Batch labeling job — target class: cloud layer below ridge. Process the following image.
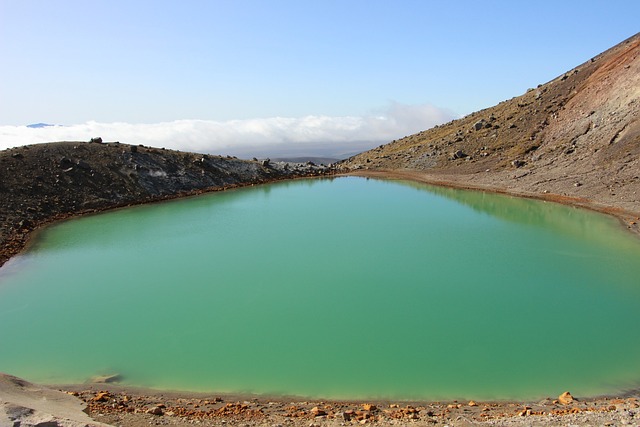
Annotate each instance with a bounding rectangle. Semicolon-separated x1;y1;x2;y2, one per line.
0;103;455;158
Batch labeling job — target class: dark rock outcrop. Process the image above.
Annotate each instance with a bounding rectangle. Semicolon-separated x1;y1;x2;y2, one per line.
0;141;334;266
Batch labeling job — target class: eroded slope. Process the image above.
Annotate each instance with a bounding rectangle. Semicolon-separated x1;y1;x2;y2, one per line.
341;33;640;221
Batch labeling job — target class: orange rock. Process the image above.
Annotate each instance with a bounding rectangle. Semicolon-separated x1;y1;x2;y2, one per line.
146;405;164;416
91;391;110;402
362;403;377;411
518;406;532;416
311;406;327;417
468;400;478;407
558;391;575;405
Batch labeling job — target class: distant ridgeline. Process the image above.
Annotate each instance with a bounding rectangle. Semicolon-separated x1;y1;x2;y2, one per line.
26;123;55;128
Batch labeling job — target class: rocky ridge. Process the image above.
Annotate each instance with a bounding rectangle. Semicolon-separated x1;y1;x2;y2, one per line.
0;140;334;266
341;32;640;231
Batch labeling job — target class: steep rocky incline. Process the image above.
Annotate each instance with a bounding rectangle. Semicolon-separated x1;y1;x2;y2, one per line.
341;33;640;228
0;140;333;266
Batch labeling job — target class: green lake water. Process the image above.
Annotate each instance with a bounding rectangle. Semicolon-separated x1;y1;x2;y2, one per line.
1;176;640;400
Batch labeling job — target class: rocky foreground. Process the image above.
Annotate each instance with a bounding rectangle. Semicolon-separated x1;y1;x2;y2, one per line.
1;373;639;427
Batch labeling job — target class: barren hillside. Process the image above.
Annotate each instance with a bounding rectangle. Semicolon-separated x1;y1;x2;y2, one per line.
341;33;640;228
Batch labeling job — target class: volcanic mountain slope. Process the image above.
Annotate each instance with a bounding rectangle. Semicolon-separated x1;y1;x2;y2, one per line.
0;141;331;266
341;33;640;222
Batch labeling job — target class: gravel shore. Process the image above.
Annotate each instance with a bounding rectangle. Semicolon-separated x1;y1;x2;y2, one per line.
2;374;638;427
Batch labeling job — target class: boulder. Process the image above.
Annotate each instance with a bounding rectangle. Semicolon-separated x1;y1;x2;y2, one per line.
558;391;575;405
147;405;164;415
76;160;91;170
91;392;111;402
452;150;468;159
59;157;73;168
342;410;354;421
310;406;327;417
473;119;486;131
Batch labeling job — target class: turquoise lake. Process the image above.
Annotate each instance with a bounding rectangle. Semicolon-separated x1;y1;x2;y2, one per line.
1;176;640;400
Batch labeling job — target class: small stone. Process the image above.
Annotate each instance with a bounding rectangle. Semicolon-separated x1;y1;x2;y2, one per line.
147;405;164;415
518;406;532;417
91;391;111;402
452;150;467;159
468;400;478;407
310;406;327;417
558;391;575;405
473;120;486;131
362;403;376;411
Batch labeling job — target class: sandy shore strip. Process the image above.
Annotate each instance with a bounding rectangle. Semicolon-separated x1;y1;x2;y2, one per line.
3;371;638;426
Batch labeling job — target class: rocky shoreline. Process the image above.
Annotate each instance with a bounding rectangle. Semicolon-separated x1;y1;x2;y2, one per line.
73;387;640;427
1;141;639;426
1;373;638;427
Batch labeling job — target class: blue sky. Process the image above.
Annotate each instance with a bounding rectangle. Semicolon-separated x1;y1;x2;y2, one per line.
0;1;638;155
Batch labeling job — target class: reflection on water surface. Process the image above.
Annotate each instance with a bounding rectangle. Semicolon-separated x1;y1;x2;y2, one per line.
1;177;639;400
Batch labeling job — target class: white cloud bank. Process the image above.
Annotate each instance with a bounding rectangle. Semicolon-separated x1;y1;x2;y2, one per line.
0;103;455;158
